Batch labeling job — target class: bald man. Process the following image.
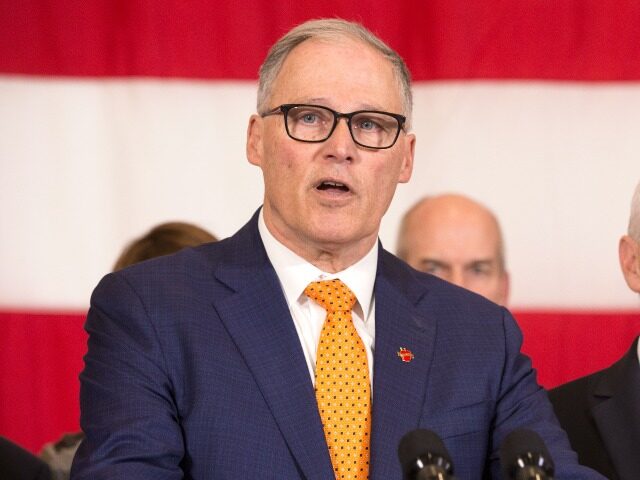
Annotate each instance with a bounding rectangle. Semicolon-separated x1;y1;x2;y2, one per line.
397;194;509;305
548;181;640;480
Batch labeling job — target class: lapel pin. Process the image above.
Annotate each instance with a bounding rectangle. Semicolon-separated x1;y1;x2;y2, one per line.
397;347;414;363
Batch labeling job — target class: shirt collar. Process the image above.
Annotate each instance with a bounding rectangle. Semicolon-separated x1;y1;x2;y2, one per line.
258;209;377;319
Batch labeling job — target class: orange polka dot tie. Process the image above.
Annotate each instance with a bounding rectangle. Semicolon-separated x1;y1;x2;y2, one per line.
305;279;371;480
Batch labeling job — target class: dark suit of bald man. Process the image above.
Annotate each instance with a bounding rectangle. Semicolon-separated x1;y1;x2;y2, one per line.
549;336;640;480
0;437;51;480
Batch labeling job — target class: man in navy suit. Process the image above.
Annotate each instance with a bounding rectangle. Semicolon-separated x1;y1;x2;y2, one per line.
72;19;603;479
549;181;640;480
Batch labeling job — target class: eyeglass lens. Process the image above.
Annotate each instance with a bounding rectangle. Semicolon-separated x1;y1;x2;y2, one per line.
285;105;400;148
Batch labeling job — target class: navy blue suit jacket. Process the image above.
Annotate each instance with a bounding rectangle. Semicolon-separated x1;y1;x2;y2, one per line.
72;211;603;479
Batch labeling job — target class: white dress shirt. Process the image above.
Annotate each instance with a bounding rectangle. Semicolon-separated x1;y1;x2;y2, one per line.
258;210;377;385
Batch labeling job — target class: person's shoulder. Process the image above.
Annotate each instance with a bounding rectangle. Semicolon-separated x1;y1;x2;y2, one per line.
548;356;625;415
117;213;262;281
0;437;52;480
550;337;637;400
115;234;235;280
548;370;594;402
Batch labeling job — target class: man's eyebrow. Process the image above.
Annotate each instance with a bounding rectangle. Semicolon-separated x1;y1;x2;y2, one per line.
297;99;387;112
303;97;330;104
419;258;449;268
357;103;387;111
465;259;496;268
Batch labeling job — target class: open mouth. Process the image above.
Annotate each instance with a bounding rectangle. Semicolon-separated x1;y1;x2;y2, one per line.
316;181;350;192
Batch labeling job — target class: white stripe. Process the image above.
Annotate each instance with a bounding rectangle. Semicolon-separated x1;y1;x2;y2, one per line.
1;77;640;308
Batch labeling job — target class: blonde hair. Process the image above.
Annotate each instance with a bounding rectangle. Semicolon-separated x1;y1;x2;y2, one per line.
113;222;217;271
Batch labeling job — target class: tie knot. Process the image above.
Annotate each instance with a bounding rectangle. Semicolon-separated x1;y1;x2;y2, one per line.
304;279;356;313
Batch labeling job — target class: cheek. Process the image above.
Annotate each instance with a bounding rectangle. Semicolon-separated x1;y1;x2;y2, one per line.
263;145;297;182
263;127;295;164
368;164;402;203
471;275;501;291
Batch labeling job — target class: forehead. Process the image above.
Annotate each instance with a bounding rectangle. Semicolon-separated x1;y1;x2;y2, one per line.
410;207;501;261
268;36;403;111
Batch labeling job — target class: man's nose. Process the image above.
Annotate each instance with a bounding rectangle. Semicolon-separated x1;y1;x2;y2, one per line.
449;269;465;289
322;118;356;160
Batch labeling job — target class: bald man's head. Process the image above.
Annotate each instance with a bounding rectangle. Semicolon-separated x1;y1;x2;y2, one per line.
619;181;640;294
397;194;509;305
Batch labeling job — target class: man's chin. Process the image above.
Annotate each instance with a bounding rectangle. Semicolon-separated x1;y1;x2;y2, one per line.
305;225;376;251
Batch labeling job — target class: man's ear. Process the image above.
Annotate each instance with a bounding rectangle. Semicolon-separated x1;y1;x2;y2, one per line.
498;271;510;306
246;114;263;167
619;235;640;293
397;133;415;184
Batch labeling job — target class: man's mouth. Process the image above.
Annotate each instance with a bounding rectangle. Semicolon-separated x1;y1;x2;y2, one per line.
316;181;350;193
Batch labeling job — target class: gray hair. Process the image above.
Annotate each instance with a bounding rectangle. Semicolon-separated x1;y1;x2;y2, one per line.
256;18;413;128
628;181;640;241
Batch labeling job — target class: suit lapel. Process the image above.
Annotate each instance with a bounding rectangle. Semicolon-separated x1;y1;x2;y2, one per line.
591;337;640;480
211;215;334;480
370;250;437;480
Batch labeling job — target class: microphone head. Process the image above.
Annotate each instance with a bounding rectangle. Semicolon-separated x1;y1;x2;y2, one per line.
398;429;454;479
500;429;555;480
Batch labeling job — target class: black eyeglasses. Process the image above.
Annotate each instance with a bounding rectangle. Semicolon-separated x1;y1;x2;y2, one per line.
261;104;406;149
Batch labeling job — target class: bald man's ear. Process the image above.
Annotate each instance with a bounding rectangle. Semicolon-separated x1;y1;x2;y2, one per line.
499;271;510;306
619;235;640;294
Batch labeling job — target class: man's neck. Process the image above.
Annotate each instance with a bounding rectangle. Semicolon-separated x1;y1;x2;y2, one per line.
301;246;374;274
261;211;377;274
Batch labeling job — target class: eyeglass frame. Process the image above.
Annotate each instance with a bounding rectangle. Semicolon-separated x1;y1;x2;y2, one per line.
260;103;407;150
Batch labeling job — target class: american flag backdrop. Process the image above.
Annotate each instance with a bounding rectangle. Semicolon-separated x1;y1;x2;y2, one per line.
1;0;640;453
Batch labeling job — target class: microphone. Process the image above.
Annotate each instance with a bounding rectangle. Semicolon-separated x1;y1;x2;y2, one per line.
398;429;455;480
500;429;555;480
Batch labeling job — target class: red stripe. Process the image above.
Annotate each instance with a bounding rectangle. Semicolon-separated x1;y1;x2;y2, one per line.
2;1;640;80
1;309;638;452
0;312;87;453
516;311;640;388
